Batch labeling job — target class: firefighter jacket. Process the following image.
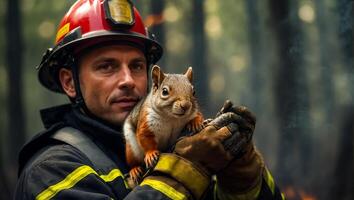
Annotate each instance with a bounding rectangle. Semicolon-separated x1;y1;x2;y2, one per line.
15;104;284;200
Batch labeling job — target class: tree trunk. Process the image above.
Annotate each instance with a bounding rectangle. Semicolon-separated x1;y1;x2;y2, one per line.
245;0;262;114
150;0;166;67
0;165;11;200
329;1;354;199
329;106;354;200
314;0;335;124
191;0;209;109
337;0;353;102
5;0;25;196
268;0;311;187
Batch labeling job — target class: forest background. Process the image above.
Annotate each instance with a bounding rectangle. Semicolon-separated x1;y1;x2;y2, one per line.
0;0;352;199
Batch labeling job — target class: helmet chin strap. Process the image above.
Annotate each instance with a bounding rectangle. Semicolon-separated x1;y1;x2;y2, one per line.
69;55;115;128
70;57;98;119
71;57;88;111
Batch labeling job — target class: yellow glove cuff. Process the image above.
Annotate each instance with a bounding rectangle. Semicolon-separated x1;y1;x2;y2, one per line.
153;153;211;199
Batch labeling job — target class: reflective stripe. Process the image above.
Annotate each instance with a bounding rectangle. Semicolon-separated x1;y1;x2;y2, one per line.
281;193;286;200
263;168;275;195
141;179;187;200
154;154;210;199
99;168;129;188
55;23;70;42
36;165;127;200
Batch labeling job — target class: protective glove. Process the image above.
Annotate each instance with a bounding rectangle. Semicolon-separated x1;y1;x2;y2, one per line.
149;111;242;199
173;122;234;173
215;100;265;199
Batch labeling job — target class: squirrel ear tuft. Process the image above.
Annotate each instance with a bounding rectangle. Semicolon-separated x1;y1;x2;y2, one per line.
185;66;193;82
152;65;165;88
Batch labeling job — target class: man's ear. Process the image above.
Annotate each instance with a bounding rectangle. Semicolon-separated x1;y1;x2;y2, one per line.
59;68;76;98
151;65;165;89
184;66;193;82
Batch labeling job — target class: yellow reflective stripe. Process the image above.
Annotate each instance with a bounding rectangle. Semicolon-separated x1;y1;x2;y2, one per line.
55;23;70;43
36;165;127;200
281;193;286;200
216;177;262;200
263;168;275;195
99;168;129;188
36;165;96;200
154;154;210;200
141;179;187;200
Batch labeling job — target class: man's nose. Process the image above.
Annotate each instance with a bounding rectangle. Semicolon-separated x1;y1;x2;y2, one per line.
118;66;135;90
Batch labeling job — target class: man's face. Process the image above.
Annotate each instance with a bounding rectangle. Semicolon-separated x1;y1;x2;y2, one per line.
78;45;148;125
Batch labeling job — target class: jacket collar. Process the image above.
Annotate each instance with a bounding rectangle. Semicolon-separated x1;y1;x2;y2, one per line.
19;104;127;173
40;103;126;150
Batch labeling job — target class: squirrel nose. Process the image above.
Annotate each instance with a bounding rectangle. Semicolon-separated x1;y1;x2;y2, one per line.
180;101;191;112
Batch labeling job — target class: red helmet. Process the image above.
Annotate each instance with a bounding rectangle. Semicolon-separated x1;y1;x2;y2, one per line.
38;0;163;93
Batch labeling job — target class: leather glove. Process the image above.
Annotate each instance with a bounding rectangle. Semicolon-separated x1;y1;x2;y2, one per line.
217;100;255;158
147;112;241;200
173;111;242;174
215;100;265;197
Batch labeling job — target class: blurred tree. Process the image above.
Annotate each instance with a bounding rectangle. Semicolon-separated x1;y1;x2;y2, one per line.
149;0;166;67
192;0;209;108
314;0;335;124
268;0;311;187
337;0;353;102
22;1;71;137
245;0;262;114
5;0;25;197
0;132;11;200
0;165;11;200
330;1;353;199
330;105;354;200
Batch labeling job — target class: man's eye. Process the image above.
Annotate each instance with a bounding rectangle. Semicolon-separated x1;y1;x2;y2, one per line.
97;63;114;71
131;63;145;72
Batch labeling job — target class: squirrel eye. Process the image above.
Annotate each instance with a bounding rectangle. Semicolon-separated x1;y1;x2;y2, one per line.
162;87;169;96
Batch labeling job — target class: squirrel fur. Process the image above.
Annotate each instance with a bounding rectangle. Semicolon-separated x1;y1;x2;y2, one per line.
123;65;204;185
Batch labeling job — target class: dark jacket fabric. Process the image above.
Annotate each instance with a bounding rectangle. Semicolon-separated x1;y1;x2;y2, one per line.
14;104;284;200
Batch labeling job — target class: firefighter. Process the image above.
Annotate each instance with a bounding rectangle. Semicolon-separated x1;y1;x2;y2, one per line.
15;0;284;199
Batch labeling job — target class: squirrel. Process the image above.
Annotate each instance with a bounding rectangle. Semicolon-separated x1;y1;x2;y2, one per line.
123;65;204;186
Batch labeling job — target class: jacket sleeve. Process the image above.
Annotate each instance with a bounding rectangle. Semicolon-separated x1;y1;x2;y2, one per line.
14;144;120;200
125;153;212;200
15;146;211;200
214;168;285;200
256;168;285;200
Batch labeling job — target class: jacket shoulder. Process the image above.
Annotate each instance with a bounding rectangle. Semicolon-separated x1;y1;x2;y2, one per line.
25;142;91;171
15;143;88;199
15;143;116;200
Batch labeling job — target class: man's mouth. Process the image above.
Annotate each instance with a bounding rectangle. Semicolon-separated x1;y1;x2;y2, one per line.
111;97;139;110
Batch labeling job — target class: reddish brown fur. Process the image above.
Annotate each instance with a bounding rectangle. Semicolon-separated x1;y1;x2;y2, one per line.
136;108;158;154
187;112;204;133
125;143;140;168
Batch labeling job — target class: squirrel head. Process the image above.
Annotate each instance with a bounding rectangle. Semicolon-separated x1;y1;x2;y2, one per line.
151;65;193;88
150;65;198;119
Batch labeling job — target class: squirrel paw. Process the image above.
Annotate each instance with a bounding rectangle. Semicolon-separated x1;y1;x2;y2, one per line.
129;166;144;186
187;114;205;133
144;150;160;168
